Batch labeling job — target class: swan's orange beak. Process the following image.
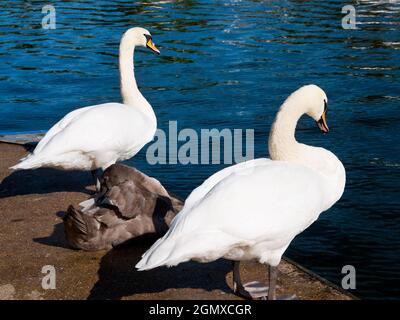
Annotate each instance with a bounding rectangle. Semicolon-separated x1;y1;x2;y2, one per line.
317;109;329;133
146;38;160;55
316;100;329;133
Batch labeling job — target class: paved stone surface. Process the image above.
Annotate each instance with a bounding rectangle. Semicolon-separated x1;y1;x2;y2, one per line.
0;142;354;300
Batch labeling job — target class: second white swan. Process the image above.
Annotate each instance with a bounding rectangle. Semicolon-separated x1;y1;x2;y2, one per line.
136;84;346;300
11;27;160;187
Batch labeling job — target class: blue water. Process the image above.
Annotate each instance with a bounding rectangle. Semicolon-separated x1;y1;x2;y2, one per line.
1;0;399;299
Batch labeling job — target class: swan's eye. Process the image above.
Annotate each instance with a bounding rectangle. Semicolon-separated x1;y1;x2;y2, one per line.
144;34;152;42
324;100;328;113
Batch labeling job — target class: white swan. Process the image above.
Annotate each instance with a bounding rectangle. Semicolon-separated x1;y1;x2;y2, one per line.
136;85;346;300
10;27;160;187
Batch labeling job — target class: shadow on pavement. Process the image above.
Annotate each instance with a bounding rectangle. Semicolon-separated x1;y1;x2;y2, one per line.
0;168;93;198
88;236;232;299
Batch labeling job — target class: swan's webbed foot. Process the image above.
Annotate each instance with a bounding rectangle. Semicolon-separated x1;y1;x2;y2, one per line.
233;279;270;299
233;261;269;300
275;294;297;300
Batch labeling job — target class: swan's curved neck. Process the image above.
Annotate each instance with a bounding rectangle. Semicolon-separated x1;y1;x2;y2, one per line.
268;97;305;162
268;91;346;208
119;41;156;124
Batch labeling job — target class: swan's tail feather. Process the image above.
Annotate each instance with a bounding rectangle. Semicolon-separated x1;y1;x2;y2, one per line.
64;205;89;237
10;155;47;170
63;205;98;251
135;231;235;271
10;154;58;171
135;234;178;271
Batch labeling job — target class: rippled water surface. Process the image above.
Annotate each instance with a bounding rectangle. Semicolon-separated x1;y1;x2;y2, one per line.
1;0;399;299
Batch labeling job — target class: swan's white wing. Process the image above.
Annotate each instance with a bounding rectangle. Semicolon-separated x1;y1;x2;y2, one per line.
137;161;329;270
47;103;153;153
25;103;156;169
33;105;97;154
185;163;326;238
184;158;271;210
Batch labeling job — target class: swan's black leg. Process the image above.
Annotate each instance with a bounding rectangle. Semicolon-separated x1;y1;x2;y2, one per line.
268;265;277;300
232;261;296;300
267;265;297;300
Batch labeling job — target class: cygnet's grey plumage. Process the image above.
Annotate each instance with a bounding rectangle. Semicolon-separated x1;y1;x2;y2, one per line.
63;164;183;251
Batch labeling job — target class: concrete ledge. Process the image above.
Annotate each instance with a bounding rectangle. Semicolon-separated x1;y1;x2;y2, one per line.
0;138;356;300
0;131;44;145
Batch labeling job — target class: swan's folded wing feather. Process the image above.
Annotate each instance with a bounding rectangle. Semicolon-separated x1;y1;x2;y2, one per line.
138;162;329;269
33;103;155;158
168;162;328;249
104;181;158;219
33;105;96;154
184;158;271;210
94;209;123;228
